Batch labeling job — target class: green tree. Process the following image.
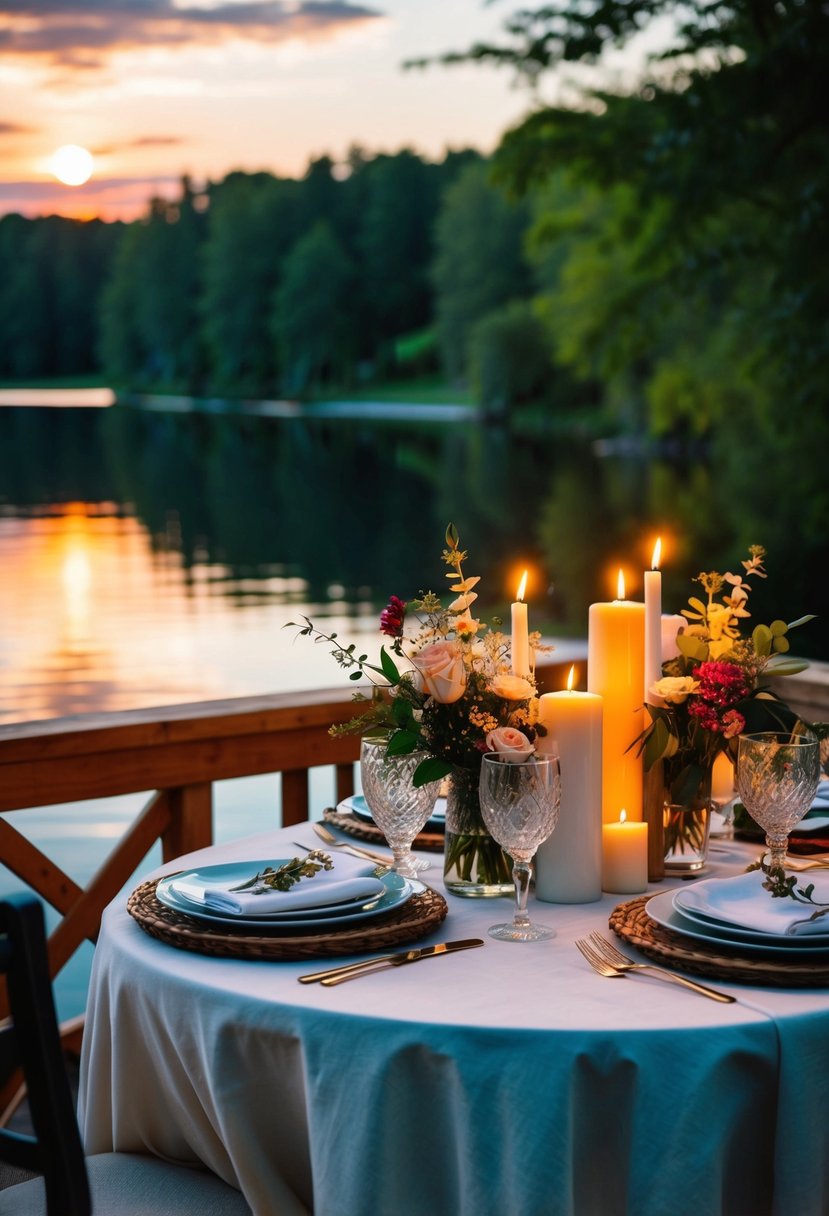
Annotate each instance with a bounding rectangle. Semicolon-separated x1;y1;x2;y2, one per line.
431;159;532;381
272;221;356;395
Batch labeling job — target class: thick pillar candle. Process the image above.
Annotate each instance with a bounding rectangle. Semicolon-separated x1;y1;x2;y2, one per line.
644;539;662;704
535;667;603;903
511;570;530;677
588;571;646;821
602;811;648;893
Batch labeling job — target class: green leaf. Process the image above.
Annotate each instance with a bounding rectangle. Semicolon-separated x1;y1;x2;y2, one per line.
769;619;788;637
445;522;459;548
752;624;772;656
385;729;420;756
676;632;708;662
788;615;816;630
392;696;413;726
379;646;401;684
348;671;362;681
764;656;809;675
413;756;452;786
772;636;790;653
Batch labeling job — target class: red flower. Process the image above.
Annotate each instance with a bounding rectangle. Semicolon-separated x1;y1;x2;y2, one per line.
379;595;407;638
721;709;745;739
693;661;750;707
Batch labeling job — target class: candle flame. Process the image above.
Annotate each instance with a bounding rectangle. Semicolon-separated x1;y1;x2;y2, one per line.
567;664;576;692
616;568;625;600
619;810;628;824
651;537;662;571
516;570;528;602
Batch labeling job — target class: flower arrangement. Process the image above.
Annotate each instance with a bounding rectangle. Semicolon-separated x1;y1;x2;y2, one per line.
640;545;816;811
288;524;547;889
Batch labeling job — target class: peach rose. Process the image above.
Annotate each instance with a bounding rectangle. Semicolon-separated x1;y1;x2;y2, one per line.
411;640;467;704
485;726;534;760
490;674;535;701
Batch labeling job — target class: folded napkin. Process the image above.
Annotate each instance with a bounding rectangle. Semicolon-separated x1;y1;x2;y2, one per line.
676;870;829;937
172;854;386;917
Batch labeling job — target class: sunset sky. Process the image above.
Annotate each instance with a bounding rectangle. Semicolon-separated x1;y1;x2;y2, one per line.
0;0;545;222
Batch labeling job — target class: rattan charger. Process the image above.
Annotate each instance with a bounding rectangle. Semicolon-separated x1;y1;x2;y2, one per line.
323;806;445;852
610;895;829;987
128;877;448;962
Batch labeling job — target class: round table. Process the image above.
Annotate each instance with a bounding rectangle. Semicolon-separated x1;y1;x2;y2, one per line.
78;826;829;1216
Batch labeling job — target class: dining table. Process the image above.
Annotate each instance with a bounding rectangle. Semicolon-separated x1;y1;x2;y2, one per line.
77;819;829;1216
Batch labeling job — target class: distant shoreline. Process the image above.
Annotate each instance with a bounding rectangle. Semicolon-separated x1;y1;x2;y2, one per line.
0;386;480;422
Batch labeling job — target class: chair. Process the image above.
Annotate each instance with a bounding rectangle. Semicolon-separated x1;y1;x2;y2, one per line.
0;893;253;1215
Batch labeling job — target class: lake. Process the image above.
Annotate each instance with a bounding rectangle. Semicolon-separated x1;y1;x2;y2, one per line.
1;396;826;1017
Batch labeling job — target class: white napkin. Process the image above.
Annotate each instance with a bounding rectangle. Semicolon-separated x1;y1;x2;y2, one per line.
172;854;385;917
675;870;829;937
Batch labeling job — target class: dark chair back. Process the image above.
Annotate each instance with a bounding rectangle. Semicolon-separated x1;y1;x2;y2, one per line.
0;893;91;1215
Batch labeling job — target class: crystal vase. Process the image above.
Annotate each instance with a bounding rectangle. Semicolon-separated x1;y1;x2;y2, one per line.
443;767;513;898
662;762;713;873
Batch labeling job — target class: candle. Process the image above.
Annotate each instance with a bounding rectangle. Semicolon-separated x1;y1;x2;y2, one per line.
644;538;662;704
535;665;603;903
602;810;648;894
588;570;646;822
511;570;530;677
712;751;735;804
661;613;686;662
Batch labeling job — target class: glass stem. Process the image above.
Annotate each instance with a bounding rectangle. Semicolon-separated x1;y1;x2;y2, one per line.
512;860;531;928
766;834;788;873
391;846;415;877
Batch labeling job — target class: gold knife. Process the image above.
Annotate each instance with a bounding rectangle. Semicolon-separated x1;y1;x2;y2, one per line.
298;939;484;986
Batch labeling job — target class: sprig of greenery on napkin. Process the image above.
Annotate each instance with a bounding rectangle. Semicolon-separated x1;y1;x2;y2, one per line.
230;850;333;894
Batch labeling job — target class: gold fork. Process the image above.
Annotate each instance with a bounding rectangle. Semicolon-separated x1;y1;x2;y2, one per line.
311;821;391;866
576;933;735;1003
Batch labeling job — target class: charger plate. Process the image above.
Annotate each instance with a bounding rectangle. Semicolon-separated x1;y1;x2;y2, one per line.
323;806;445;853
128;876;448;961
609;896;829;988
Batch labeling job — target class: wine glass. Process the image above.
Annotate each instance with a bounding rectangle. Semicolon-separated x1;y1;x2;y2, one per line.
478;753;561;942
359;737;440;878
736;731;820;873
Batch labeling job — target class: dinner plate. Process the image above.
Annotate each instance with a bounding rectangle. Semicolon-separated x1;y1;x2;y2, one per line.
156;861;414;931
670;890;829;945
339;793;447;831
646;891;829;955
673;872;829;939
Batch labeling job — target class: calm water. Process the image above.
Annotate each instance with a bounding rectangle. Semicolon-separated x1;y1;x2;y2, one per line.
1;398;826;1016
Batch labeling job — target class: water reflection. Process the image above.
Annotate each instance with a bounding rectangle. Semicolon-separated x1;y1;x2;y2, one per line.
0;402;826;728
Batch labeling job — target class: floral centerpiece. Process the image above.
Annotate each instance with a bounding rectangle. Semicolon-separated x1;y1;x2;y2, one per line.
288;524;547;895
638;545;819;862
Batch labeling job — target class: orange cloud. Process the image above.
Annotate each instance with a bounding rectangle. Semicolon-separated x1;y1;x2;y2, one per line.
0;1;382;71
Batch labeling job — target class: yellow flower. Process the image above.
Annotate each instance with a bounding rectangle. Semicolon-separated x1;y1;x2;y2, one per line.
650;676;700;704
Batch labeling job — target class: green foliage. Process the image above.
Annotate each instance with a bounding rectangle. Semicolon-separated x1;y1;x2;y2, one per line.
431;159;532;380
468;299;553;415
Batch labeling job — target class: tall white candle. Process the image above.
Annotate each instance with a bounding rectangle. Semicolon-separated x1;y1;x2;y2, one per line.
588;569;646;822
511;570;530;677
644;538;662;704
535;666;603;903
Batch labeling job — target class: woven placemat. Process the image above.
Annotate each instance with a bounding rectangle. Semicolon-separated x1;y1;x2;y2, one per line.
610;896;829;988
323;807;445;853
127;878;448;962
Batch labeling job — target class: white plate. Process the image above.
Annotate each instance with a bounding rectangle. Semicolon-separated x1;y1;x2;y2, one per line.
647;890;829;955
674;871;829;938
339;793;446;829
156;860;413;931
670;891;829;945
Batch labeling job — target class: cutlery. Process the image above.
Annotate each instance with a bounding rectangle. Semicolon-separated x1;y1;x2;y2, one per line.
311;822;392;866
576;933;736;1003
298;939;484;986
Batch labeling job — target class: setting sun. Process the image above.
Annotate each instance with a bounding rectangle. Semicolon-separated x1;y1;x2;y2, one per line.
50;144;94;187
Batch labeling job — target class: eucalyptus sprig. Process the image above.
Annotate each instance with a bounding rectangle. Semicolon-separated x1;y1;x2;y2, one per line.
746;854;829;927
230;851;333;893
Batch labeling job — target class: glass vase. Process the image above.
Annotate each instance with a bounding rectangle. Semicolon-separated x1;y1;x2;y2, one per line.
662;763;713;873
443;767;513;898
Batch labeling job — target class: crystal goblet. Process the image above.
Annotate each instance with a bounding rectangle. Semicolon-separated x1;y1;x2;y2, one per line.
359;737;440;878
478;753;561;942
736;731;820;873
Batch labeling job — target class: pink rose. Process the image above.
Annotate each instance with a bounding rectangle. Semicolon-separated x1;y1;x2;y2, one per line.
486;726;534;761
490;674;535;701
411;640;467;704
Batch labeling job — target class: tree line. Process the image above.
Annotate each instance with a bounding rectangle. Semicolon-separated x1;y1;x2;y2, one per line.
1;0;826;455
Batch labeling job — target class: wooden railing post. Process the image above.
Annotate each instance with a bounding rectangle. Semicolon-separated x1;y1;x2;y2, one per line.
161;783;213;863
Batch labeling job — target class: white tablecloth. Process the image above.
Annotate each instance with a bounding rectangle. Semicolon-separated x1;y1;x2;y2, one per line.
78;827;829;1216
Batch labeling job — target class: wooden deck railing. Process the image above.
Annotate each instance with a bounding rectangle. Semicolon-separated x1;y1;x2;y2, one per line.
0;687;364;1060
